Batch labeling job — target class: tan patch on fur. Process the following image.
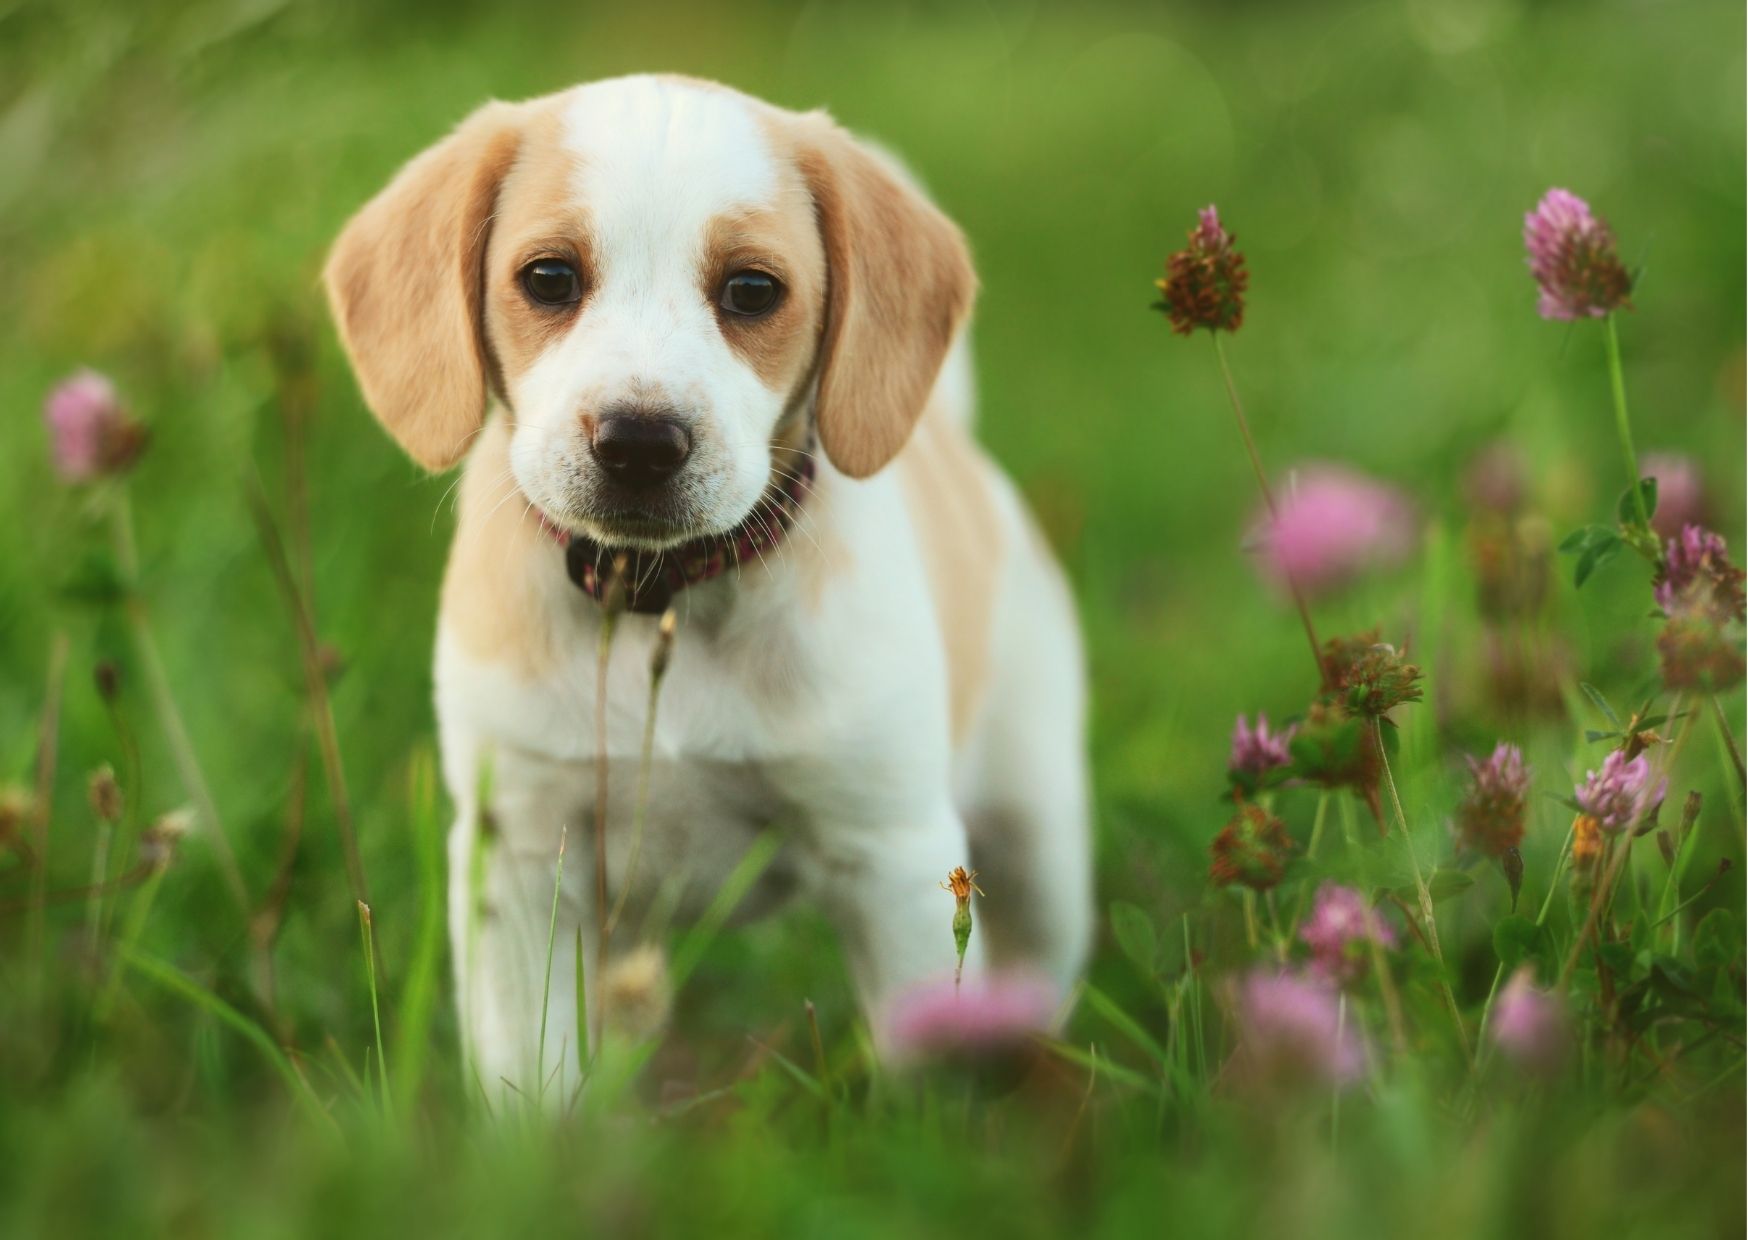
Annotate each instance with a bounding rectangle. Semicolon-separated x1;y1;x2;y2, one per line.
702;201;825;393
760;108;977;479
895;406;1003;739
440;417;555;677
483;108;596;396
324;100;535;470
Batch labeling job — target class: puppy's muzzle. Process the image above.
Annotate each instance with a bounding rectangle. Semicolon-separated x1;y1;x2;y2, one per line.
590;411;692;490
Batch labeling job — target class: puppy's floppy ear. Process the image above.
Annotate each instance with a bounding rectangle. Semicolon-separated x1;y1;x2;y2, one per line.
797;116;976;479
323;101;525;470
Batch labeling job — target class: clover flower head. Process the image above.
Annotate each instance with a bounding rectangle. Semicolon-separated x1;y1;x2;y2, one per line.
1456;742;1532;858
42;369;148;482
1489;966;1567;1074
1230;713;1295;780
1523;188;1632;321
1209;801;1294;891
1655;524;1745;622
883;970;1056;1065
1155;203;1248;335
1231;968;1366;1089
1574;750;1667;834
1299;884;1395;986
1254;466;1414;598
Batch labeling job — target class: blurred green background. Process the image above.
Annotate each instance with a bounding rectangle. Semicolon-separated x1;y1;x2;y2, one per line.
0;0;1742;1235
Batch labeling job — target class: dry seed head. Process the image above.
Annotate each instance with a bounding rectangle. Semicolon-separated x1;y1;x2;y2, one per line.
601;944;673;1041
651;608;678;681
87;764;123;823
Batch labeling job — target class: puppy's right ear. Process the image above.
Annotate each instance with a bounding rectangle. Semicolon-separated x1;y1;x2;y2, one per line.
323;102;525;470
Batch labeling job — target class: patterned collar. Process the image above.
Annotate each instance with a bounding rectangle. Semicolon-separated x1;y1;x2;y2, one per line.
542;451;816;616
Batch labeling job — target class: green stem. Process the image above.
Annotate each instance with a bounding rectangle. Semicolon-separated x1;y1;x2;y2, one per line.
112;496;249;914
1373;719;1473;1062
1212;334;1329;688
1603;314;1651;536
1475;819;1576;1076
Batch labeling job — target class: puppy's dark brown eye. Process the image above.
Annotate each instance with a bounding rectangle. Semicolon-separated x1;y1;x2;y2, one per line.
522;259;581;306
719;271;781;318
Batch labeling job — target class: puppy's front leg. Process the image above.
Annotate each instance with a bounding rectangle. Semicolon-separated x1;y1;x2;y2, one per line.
804;807;984;1051
446;749;592;1109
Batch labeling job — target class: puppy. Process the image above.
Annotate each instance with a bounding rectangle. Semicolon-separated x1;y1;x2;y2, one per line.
324;74;1090;1092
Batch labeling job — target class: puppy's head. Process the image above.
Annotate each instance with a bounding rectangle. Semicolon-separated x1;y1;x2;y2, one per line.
325;75;975;550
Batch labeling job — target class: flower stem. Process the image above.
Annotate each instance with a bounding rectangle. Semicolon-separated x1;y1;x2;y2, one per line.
1558;831;1635;992
112;496;249;914
1708;693;1745;788
1474;818;1576;1078
1603;314;1651;537
1212;334;1329;688
1372;719;1472;1062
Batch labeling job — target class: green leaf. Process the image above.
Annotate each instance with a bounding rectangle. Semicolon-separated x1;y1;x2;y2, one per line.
1574;533;1624;588
1108;901;1159;975
1492;915;1548;973
1558;524;1604;553
1584;729;1620;743
1580;683;1622;729
1693;908;1741;970
1618;477;1659;526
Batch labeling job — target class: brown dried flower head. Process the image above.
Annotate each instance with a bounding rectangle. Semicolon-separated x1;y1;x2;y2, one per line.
1155;205;1248;335
940;865;985;906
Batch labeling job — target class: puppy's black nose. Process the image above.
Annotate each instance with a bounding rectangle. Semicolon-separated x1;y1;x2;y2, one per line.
591;415;692;488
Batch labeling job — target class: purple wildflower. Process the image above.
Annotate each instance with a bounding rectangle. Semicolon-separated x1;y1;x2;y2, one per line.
1231;969;1365;1089
882;971;1056;1064
1230;713;1294;779
1655;524;1746;622
1456;742;1532;858
1574;750;1667;835
1299;884;1395;986
42;369;147;482
1522;189;1632;321
1489;966;1568;1075
1253;465;1414;598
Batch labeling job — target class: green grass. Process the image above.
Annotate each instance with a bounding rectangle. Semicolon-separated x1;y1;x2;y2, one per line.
1;1;1744;1235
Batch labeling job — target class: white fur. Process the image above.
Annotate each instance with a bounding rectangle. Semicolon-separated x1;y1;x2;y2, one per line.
409;77;1091;1100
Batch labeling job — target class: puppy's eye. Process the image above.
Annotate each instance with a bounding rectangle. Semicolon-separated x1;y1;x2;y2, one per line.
719;271;781;318
522;259;581;306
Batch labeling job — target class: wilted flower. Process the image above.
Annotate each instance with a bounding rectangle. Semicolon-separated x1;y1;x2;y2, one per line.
139;806;194;869
1286;699;1377;794
1230;713;1294;783
600;944;672;1041
42;369;148;482
1209;801;1294;891
1230;969;1365;1089
940;865;985;986
1657;601;1746;691
1253;466;1414;598
87;765;123;824
883;971;1056;1065
1154;205;1248;335
1489;966;1567;1075
1322;633;1423;718
1642;454;1706;540
1574;750;1667;835
1654;524;1746;622
1299;884;1395;986
1455;743;1532;858
1522;189;1632;321
1570;814;1604;868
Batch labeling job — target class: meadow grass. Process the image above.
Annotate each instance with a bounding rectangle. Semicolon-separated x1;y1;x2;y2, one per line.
1;1;1743;1235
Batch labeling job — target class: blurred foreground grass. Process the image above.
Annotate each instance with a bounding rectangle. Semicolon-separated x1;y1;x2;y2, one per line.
0;1;1743;1235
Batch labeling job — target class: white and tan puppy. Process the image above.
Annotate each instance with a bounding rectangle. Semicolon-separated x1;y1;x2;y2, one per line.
325;74;1090;1093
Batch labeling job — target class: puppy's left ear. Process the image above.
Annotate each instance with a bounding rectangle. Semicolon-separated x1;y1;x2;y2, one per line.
323;101;526;470
796;115;976;479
